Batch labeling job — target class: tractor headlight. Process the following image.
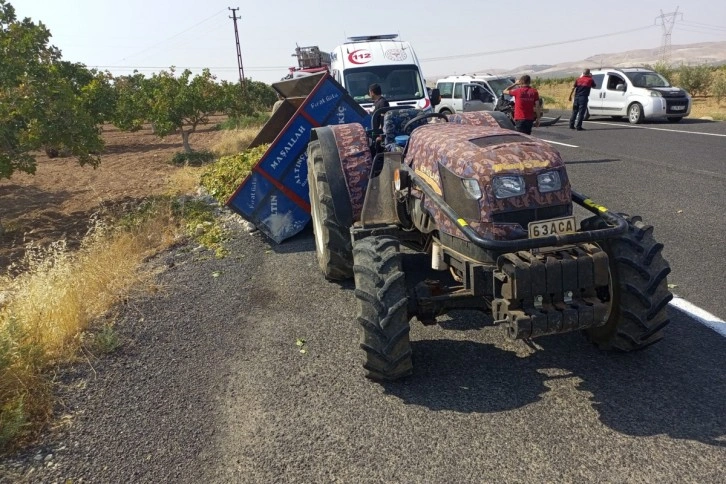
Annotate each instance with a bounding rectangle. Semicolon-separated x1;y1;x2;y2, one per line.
462;178;482;200
537;171;562;193
492;175;525;199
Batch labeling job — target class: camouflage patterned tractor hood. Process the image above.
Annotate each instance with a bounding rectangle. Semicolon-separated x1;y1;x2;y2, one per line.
405;123;572;240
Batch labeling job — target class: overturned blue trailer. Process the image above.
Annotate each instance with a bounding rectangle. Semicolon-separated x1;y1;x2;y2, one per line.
226;73;370;243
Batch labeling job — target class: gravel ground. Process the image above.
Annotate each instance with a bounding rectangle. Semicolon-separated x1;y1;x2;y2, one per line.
1;214;268;483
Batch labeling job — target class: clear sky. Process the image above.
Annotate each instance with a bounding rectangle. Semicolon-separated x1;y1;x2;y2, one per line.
12;0;726;84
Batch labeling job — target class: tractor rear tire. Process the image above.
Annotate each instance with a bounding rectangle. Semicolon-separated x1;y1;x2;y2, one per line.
581;214;673;351
307;141;353;280
353;236;413;381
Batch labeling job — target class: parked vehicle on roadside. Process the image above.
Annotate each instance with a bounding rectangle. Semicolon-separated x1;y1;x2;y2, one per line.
587;67;691;124
306;109;672;381
434;75;515;115
329;34;432;113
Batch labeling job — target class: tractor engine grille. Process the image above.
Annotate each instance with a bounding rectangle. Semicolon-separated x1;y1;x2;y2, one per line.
492;205;570;229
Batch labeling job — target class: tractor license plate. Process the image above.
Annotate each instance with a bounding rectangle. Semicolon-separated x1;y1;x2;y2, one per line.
528;216;577;238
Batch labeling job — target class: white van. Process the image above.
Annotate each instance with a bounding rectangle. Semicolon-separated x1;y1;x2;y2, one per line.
329;34;432;112
587;68;691;123
434;75;515;115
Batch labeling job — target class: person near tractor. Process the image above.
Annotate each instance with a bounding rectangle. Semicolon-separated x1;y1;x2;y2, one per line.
502;75;539;135
369;83;389;111
568;69;596;131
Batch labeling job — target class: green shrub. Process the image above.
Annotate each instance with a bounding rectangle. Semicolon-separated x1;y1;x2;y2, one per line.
677;64;712;96
93;324;120;354
652;61;676;84
712;69;726;104
170;150;216;167
200;144;269;203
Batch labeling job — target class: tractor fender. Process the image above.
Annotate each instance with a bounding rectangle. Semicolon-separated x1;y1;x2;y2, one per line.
311;123;373;224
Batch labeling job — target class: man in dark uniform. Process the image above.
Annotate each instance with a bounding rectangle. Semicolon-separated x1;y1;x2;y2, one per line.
369;83;389;111
502;75;539;135
569;69;597;131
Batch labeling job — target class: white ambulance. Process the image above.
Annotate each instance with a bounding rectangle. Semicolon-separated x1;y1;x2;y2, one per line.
329;34;432;113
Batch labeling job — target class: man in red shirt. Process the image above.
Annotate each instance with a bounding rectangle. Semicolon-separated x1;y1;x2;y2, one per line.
502;75;539;135
568;69;597;131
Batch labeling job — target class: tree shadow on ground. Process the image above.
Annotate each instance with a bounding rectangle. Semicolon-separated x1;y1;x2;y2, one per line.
0;195;154;275
383;308;726;447
0;184;80;220
103;142;187;155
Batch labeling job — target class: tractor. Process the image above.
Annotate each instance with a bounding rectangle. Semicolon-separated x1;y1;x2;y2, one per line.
307;108;672;381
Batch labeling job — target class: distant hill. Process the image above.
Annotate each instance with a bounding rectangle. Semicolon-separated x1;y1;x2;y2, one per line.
426;41;726;82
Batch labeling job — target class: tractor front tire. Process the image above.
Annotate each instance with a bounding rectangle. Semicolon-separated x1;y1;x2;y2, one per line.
307;141;353;280
353;236;412;381
581;214;673;351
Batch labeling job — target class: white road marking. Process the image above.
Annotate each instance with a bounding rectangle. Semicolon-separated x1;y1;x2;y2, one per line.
542;140;579;148
669;297;726;337
586;120;726;137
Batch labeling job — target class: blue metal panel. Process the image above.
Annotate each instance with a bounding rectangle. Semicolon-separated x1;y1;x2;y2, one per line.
227;72;370;243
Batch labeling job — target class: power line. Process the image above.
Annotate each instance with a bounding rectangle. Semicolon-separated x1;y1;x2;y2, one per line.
677;26;726;34
420;25;657;62
117;8;227;63
680;20;726;31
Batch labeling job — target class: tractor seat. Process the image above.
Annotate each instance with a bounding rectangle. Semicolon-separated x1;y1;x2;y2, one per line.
382;108;426;149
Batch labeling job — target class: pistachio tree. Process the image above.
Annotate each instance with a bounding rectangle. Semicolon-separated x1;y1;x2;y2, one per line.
0;0;103;179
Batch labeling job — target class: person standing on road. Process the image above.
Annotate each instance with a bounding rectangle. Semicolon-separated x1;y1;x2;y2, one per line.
568;69;597;131
502;75;539;135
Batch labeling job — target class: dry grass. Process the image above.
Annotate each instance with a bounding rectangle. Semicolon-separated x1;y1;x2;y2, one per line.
165;166;205;197
0;117;267;452
0;201;181;451
537;81;726;120
211;127;260;157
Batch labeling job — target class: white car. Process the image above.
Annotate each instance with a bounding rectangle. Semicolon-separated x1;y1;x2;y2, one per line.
587;68;691;124
434;75;515;115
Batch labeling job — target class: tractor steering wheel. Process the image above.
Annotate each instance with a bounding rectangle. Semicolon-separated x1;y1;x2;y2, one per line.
403;112;449;134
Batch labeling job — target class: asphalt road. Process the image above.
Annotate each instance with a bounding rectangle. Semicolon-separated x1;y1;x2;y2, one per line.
539;111;726;318
3;115;725;483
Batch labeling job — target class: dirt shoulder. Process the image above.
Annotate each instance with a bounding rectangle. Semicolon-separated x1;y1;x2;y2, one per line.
0;118;227;273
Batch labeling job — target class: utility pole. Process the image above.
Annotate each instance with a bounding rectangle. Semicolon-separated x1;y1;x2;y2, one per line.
655;7;683;64
228;7;245;85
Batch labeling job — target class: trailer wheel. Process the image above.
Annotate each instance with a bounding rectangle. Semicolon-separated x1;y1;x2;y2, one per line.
353;236;412;381
307;140;353;280
581;214;673;351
